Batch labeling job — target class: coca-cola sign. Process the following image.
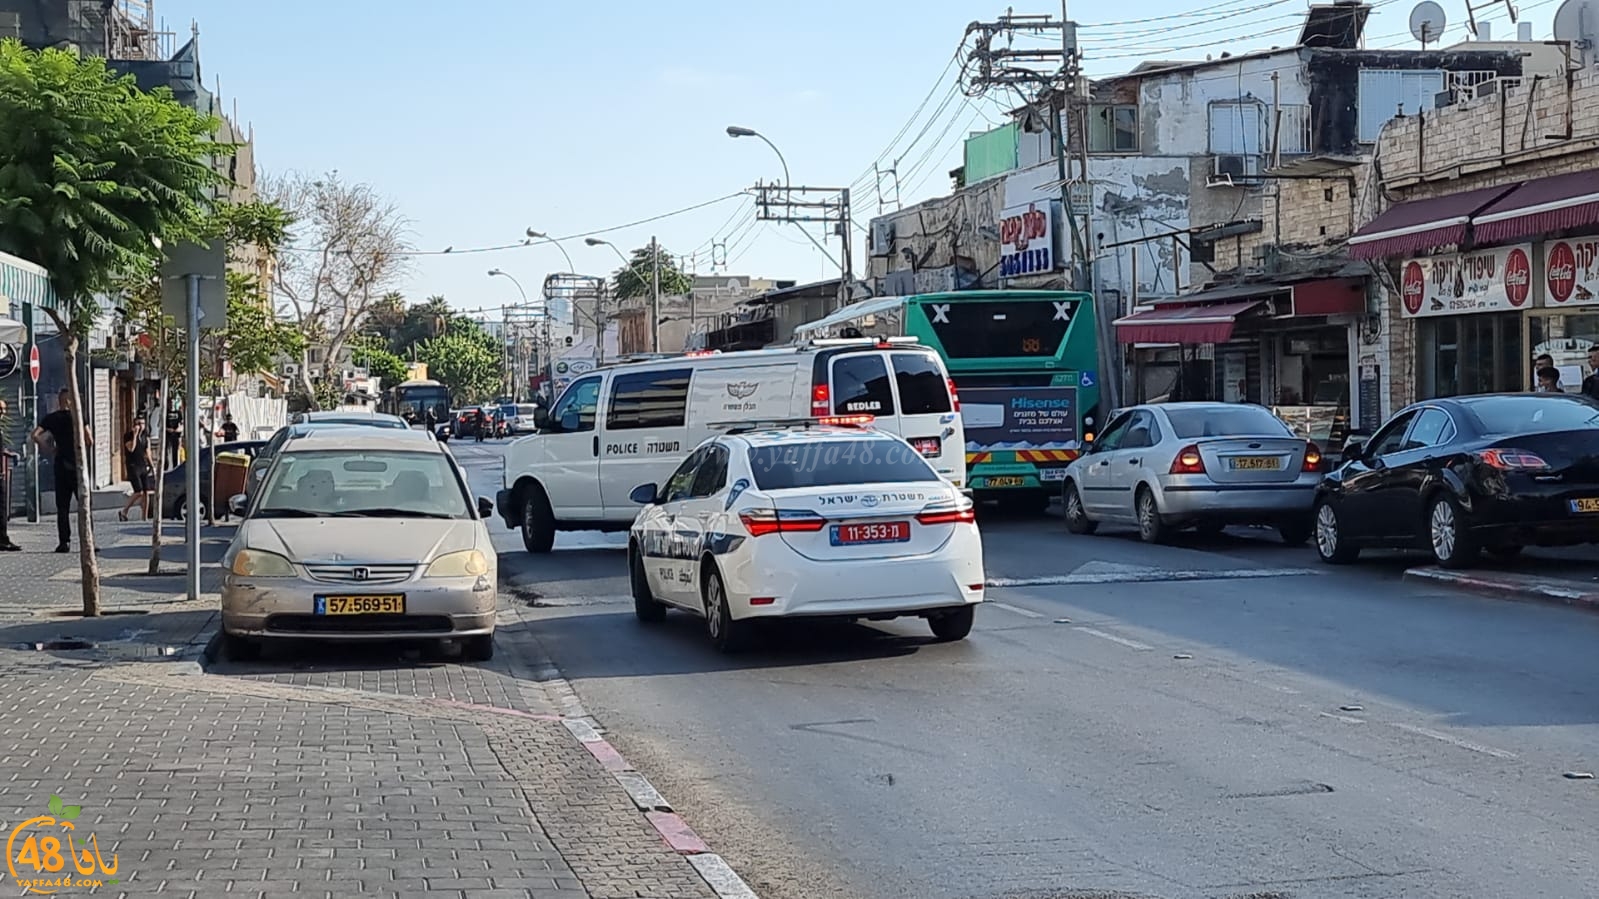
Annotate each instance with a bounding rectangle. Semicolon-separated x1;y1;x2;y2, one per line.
998;201;1058;280
1396;244;1535;318
1543;238;1599;306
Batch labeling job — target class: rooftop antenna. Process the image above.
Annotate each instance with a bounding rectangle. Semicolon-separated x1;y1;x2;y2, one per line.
1553;0;1597;68
1466;0;1519;38
1409;1;1448;47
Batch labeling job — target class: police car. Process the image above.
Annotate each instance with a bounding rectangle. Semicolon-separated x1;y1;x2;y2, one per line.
625;418;985;652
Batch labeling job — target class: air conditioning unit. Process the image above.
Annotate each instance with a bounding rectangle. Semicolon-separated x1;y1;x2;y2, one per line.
280;362;300;377
869;220;896;256
1207;154;1261;187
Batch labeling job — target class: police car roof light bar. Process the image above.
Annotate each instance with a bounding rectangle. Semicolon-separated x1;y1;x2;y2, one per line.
710;416;874;435
803;336;920;348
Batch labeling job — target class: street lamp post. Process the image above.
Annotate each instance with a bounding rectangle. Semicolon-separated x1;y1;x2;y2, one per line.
524;228;575;273
586;237;661;354
488;268;550;401
725;125;791;188
726;124;845;287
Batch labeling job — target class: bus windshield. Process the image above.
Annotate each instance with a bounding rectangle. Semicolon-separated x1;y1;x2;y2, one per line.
923;300;1072;359
395;385;450;424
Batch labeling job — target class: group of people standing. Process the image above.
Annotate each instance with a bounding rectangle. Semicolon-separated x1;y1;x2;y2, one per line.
1533;346;1599;398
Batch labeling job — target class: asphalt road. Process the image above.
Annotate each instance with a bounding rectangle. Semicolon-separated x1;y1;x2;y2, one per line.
457;440;1599;899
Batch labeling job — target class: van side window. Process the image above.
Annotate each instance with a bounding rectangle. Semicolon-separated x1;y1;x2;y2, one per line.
890;353;951;414
607;369;692;430
550;377;601;433
831;355;896;416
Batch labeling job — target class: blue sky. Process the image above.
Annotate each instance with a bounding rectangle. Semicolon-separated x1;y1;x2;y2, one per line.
157;0;1546;316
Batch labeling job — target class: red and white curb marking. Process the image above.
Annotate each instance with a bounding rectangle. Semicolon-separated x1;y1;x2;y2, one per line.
538;666;762;899
1404;566;1599;611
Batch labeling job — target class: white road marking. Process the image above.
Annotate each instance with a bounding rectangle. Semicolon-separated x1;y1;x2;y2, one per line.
987;567;1322;587
1318;712;1366;724
1075;627;1153;651
1391;722;1518;759
988;601;1045;619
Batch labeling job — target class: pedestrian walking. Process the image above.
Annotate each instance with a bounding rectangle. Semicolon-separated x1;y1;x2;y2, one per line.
1583;347;1599;401
32;387;93;553
219;413;239;443
0;399;19;552
118;417;153;521
164;406;182;470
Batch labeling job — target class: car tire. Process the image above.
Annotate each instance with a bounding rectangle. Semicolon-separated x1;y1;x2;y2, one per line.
1313;499;1359;564
521;488;556;554
929;605;975;641
702;566;750;654
1063;482;1097;535
630;546;667;623
1135;486;1166;544
461;633;495;662
180;496;208;523
1427;493;1478;569
222;632;260;662
1278;520;1312;546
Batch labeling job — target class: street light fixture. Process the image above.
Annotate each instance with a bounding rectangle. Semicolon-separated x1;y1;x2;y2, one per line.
725;125;790;188
587;237;661;353
524;227;576;273
488;268;550;402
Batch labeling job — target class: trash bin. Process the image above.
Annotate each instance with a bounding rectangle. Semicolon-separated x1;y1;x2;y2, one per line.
213;451;249;510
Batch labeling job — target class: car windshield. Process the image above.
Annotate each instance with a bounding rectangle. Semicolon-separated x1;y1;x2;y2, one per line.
254;449;470;519
747;439;939;490
1163;405;1293;439
1464;395;1599;435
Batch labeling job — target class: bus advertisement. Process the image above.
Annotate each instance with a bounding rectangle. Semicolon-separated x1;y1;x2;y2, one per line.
793;290;1100;506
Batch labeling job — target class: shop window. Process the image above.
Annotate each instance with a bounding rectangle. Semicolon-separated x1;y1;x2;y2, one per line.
1088;105;1138;153
1529;313;1599;393
1418;312;1524;399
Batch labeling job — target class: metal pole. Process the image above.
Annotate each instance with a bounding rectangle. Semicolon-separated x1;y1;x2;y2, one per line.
650;235;661;353
184;274;201;602
23;302;36;522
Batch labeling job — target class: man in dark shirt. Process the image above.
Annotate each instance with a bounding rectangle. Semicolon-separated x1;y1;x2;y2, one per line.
1584;347;1599;401
119;417;153;521
0;399;18;551
164;408;182;470
33;387;93;553
219;413;239;443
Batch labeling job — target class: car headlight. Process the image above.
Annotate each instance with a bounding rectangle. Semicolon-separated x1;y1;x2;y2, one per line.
426;549;490;578
230;548;296;577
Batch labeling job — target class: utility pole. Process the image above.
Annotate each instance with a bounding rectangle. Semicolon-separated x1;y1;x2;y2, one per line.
753;183;853;312
650;235;661;353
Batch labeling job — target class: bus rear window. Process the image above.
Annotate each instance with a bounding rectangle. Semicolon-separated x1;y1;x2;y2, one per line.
890;353;951;414
924;301;1072;358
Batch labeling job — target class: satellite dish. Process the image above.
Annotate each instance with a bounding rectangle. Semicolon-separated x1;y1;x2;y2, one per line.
1553;0;1597;67
1410;1;1449;46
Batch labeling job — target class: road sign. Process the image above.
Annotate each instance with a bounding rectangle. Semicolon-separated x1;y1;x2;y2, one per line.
1079;370;1096;387
28;344;39;382
1068;181;1092;217
159;239;228;328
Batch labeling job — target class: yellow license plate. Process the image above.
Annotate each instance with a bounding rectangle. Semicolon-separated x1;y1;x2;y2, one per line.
318;594;405;615
1228;456;1281;471
985;477;1026;488
1571;498;1599;513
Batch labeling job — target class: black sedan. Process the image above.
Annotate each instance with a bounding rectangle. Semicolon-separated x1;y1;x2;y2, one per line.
160;440;266;520
1312;393;1599;568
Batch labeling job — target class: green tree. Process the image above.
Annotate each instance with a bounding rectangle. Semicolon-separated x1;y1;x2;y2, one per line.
611;244;693;300
350;335;408;387
0;40;224;615
417;331;500;406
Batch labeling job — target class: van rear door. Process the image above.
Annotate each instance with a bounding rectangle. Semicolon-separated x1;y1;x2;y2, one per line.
826;350;966;488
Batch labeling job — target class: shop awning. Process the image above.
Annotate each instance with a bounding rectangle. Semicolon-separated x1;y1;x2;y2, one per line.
1291;276;1366;316
1347;185;1516;260
1114;300;1266;344
1472;170;1599;244
0;250;58;313
792;295;907;338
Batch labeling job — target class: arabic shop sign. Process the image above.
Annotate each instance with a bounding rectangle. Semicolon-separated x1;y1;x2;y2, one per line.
999;201;1059;280
1398;244;1533;318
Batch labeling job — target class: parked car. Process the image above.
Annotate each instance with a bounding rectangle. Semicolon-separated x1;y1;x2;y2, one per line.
1060;401;1324;544
247;415;412;499
161;440;267;520
509;403;541;435
626;420;983;651
1313;392;1599;568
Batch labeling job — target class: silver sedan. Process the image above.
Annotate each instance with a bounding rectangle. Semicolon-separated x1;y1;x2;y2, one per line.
1060;402;1324;544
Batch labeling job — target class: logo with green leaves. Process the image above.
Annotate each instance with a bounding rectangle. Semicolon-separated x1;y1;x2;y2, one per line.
6;794;120;894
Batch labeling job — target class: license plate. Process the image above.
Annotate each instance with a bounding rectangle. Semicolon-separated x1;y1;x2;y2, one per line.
830;522;911;545
1039;468;1068;482
985;477;1026;488
1570;498;1599;513
315;594;406;615
910;437;942;458
1227;456;1282;471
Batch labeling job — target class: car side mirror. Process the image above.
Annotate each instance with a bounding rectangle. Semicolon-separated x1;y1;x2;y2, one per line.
477;496;494;518
1341;440;1365;463
630;483;659;505
228;493;249;517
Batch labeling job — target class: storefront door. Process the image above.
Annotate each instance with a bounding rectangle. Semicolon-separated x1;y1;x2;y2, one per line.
1417;312;1524;398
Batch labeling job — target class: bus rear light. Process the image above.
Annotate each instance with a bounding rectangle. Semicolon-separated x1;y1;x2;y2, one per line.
811;383;830;417
1170;445;1206;475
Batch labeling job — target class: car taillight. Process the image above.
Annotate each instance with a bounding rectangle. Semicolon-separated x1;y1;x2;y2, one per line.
1170;445;1206;474
916;508;977;525
1476;448;1550;470
739;509;827;536
947;377;960;412
811;382;830;417
1303;442;1323;472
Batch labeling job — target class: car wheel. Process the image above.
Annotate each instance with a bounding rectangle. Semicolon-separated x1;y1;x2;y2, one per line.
1313;499;1359;564
1063;482;1097;535
180;496;208;522
929;606;975;641
222;632;260;662
702;566;750;653
520;488;556;554
1135;487;1166;544
1278;520;1312;546
630;546;667;623
1427;493;1478;569
460;633;495;662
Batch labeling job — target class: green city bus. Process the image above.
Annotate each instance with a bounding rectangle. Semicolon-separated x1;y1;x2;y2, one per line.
793;289;1101;507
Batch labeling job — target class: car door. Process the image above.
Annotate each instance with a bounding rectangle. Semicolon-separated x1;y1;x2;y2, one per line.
673;442;731;605
1373;406;1458;543
648;448;708;607
1108;411;1160;508
1079;411;1135;515
537;375;605;519
1338;409;1418;539
600;367;694;518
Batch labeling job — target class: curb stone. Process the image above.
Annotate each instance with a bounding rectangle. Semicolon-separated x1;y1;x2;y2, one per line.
1403;566;1599;611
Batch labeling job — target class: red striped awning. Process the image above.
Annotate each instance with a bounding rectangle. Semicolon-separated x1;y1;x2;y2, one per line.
1472;170;1599;245
1347;185;1516;260
1114;300;1265;344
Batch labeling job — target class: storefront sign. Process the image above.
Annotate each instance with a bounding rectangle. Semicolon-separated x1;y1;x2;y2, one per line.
1398;244;1534;318
998;202;1059;280
1543;237;1599;307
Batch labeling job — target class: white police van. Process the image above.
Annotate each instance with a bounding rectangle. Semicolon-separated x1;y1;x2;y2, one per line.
497;338;966;552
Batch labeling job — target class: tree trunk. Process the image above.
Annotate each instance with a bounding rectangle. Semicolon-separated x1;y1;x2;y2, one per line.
46;315;101;617
298;349;318;410
148;373;167;574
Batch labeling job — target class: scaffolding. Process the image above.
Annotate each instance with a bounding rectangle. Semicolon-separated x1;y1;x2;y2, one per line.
65;0;173;60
